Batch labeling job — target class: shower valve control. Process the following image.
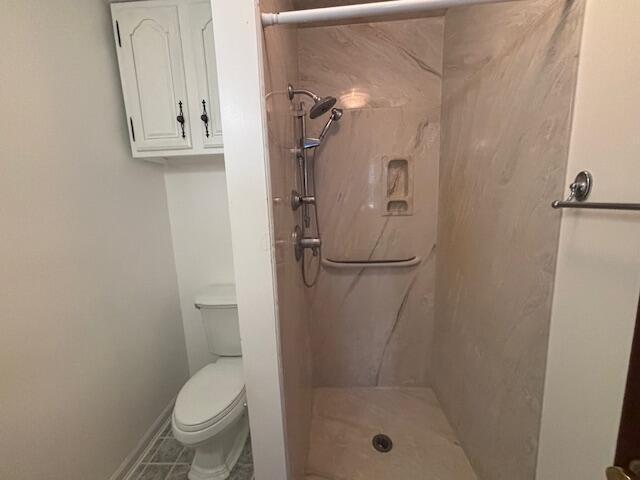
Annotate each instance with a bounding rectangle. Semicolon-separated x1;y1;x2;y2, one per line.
292;225;321;261
291;190;316;210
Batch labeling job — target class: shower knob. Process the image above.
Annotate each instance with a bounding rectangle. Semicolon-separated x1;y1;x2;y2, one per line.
291;190;315;210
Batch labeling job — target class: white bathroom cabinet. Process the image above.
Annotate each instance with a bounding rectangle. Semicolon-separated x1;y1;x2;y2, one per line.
111;0;223;159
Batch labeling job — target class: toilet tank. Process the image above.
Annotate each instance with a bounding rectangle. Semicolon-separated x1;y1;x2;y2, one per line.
194;284;241;357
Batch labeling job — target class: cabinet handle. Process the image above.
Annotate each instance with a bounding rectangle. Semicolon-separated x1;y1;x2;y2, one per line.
200;100;210;138
176;101;186;139
129;117;135;142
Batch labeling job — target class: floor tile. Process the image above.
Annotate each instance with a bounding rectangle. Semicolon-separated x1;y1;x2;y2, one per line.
136;464;172;480
229;439;253;480
127;422;253;480
166;464;190;480
161;422;173;437
143;436;164;462
130;463;146;479
176;446;195;464
151;437;184;463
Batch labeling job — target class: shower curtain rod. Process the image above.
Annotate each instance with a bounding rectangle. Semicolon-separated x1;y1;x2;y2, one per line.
262;0;523;27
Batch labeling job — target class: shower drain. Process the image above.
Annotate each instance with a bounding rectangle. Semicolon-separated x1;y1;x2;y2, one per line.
372;433;393;453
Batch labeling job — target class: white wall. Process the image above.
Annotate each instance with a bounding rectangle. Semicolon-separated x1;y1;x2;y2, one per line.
211;0;290;478
0;1;189;479
164;158;236;374
537;0;640;478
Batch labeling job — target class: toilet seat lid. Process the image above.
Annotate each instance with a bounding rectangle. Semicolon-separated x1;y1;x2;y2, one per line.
174;358;245;432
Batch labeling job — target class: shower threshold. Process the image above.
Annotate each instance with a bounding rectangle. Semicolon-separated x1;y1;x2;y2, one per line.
305;387;477;480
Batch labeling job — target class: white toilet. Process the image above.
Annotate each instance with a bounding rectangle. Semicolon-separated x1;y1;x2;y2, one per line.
172;284;249;480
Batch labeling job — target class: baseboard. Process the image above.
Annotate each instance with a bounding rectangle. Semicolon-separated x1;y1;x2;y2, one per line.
109;399;175;480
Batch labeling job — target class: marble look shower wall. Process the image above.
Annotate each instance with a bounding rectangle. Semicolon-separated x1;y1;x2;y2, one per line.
261;2;313;478
433;1;585;479
298;18;444;386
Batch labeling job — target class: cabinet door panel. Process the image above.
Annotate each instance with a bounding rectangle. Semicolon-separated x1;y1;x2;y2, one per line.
114;5;191;152
185;2;223;148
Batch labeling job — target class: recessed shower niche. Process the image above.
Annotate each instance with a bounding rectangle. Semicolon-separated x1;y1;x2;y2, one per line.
383;157;414;216
260;0;587;479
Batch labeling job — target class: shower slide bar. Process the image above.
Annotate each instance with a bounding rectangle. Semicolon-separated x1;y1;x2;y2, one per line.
322;256;422;269
551;171;640;212
262;0;525;27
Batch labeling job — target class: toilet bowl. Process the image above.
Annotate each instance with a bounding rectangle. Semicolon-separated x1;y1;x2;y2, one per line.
172;285;248;480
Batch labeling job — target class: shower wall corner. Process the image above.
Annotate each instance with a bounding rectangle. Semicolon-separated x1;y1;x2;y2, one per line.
261;1;314;479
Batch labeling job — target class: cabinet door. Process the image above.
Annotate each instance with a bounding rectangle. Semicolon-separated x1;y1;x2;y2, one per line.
113;4;192;153
184;1;223;148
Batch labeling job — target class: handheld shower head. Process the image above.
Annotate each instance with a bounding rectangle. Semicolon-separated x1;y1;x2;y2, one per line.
318;108;343;141
288;84;337;119
330;107;343;121
303;108;343;150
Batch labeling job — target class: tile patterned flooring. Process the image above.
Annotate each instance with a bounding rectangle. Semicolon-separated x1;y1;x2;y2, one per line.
305;387;477;480
129;421;253;480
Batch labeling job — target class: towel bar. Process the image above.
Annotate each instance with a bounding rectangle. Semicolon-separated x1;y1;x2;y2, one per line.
552;171;640;212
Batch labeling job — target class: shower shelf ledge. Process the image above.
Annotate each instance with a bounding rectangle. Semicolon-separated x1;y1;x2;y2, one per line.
322;256;422;269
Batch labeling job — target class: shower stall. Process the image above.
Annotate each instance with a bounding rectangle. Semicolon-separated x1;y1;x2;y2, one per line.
259;0;586;479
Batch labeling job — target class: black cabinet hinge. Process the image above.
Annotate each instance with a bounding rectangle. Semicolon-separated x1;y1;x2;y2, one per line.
129;117;135;142
116;20;122;47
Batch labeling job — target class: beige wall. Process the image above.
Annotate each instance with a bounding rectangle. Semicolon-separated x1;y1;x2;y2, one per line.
299;17;444;387
538;0;640;477
0;1;189;479
261;1;314;478
433;1;585;479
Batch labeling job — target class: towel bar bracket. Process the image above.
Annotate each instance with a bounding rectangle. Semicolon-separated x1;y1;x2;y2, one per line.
567;170;592;202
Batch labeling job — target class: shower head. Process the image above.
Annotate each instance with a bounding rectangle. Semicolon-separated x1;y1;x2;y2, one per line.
288;84;337;119
309;96;337;119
